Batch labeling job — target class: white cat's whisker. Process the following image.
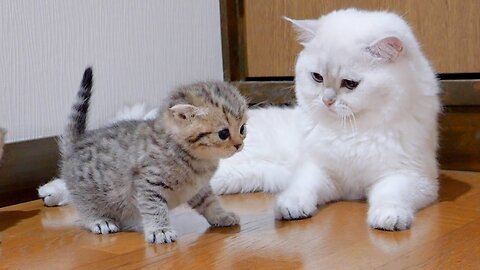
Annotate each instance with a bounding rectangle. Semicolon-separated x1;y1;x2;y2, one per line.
350;111;358;134
347;112;355;134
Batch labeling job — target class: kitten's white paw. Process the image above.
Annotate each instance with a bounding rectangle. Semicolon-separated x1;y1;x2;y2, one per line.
208;211;240;227
38;178;71;207
89;220;120;234
274;192;317;220
146;228;178;244
368;205;414;231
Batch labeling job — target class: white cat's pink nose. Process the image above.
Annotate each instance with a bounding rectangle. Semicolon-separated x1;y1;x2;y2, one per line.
322;97;335;107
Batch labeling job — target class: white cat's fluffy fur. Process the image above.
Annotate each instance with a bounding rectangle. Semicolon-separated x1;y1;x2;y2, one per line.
216;8;440;230
39;9;440;231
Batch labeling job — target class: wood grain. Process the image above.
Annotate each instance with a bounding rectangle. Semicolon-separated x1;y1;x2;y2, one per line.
0;170;478;269
244;0;480;77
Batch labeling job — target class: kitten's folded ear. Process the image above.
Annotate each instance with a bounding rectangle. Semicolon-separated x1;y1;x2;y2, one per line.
367;36;404;62
169;104;208;121
283;16;318;45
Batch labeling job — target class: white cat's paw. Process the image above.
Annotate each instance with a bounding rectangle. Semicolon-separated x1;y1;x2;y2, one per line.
207;211;240;227
38;178;71;207
146;228;178;244
367;205;414;231
274;192;317;220
89;220;120;234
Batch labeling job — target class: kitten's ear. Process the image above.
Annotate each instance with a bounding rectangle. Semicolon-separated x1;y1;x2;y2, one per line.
284;16;318;45
367;36;404;62
169;104;208;120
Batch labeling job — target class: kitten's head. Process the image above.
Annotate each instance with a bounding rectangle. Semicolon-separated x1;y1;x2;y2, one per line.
163;82;248;160
288;9;437;126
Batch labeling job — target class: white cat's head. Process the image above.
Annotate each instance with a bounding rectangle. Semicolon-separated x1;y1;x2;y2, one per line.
288;9;438;127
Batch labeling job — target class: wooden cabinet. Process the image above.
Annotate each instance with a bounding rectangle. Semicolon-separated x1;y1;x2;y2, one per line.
243;0;480;77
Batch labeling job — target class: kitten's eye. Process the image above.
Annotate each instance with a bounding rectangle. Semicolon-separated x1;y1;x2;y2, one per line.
218;129;230;140
311;72;323;83
240;124;247;136
342;79;359;90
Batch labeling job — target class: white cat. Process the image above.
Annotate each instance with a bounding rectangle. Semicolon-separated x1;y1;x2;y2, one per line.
39;9;440;231
215;8;441;231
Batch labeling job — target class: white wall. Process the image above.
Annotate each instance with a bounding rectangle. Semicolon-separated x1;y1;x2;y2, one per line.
0;0;223;143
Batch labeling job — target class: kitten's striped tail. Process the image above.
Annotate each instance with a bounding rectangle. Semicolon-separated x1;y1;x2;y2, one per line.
65;67;93;144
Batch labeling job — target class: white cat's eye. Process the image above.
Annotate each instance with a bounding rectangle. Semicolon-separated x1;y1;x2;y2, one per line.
341;79;359;90
311;72;323;83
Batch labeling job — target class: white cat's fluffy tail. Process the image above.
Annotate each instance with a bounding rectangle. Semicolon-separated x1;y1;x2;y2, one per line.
112;103;159;123
211;106;305;195
211;158;292;194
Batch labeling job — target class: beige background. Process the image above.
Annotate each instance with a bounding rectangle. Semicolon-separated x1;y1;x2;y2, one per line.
0;0;223;142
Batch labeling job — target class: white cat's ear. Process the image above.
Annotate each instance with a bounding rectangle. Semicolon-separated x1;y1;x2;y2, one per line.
367;36;404;62
169;104;208;120
284;16;318;45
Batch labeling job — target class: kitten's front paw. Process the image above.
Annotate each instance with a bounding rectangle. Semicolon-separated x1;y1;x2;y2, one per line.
207;211;240;227
146;228;178;244
89;220;120;234
274;192;317;220
368;205;414;231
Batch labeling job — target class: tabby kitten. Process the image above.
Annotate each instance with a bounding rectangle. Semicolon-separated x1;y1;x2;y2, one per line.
61;68;247;244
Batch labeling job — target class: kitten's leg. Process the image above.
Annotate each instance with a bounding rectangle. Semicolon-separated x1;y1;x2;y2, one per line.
73;202;121;234
274;161;339;220
137;189;177;244
367;173;438;231
38;178;72;206
86;219;120;234
189;185;240;227
211;160;291;195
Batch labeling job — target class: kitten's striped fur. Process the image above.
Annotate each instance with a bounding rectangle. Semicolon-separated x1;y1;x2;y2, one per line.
61;68;247;244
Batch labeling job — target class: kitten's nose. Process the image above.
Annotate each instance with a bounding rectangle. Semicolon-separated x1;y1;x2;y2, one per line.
234;144;242;150
322;97;335;107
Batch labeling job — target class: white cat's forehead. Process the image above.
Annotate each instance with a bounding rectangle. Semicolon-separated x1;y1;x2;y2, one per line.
299;46;363;78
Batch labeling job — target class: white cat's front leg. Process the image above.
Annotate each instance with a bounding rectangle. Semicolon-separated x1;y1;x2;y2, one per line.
367;173;438;231
38;178;71;206
274;161;338;220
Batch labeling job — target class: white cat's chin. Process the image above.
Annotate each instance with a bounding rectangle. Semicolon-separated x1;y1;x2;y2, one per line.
319;105;355;120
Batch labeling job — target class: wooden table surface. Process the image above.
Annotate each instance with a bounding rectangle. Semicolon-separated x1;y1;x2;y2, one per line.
1;170;479;269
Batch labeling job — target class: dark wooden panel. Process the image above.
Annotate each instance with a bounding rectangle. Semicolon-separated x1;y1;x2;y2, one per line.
220;0;247;81
237;80;480;107
442;80;480;106
0;137;59;207
234;81;295;106
439;107;480;171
